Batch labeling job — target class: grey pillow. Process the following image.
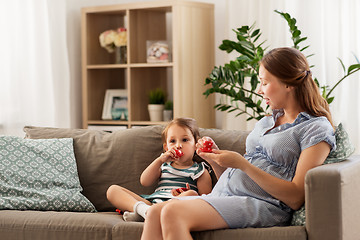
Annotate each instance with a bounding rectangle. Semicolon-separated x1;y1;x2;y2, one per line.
24;125;164;211
0;136;96;212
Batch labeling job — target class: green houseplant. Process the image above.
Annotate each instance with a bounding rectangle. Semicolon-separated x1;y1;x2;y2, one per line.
148;88;166;105
148;88;166;122
204;10;360;120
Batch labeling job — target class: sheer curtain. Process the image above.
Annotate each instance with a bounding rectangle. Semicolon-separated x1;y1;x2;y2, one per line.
220;0;360;152
0;0;70;137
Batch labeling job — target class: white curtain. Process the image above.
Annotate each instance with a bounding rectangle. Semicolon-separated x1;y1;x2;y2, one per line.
0;0;71;137
220;0;360;153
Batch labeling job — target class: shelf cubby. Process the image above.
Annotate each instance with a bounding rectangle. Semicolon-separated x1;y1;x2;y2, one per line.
82;1;215;129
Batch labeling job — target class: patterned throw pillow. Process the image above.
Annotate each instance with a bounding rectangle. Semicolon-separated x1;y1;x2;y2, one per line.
0;136;96;212
324;123;355;164
291;123;355;226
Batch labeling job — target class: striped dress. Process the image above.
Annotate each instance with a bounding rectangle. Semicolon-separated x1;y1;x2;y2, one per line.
142;161;205;203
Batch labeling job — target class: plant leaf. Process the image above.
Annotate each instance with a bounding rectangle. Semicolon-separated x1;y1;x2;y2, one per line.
251;29;260;38
327;96;334;104
292;30;301;38
337;57;346;74
347;64;360;74
294;37;308;45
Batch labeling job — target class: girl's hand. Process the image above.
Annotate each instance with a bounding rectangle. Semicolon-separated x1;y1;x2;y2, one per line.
196;137;218;153
171;183;190;196
159;147;183;163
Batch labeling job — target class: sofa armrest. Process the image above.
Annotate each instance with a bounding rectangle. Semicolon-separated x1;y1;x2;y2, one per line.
305;155;360;240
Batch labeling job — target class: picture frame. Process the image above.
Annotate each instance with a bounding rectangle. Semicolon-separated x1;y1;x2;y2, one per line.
146;40;171;63
102;89;128;120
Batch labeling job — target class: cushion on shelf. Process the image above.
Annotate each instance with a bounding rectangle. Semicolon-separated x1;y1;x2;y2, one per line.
0;136;96;212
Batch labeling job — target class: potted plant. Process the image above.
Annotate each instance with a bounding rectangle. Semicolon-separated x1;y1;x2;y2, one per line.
163;100;173;121
148;88;166;121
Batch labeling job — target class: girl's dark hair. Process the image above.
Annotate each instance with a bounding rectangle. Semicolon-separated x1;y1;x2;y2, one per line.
260;47;334;127
161;117;200;144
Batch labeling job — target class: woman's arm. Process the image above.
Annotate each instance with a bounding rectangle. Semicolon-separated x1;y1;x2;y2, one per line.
202;141;331;210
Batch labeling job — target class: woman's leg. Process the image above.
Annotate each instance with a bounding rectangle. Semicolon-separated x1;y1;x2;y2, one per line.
106;185;151;211
141;199;228;240
141;201;169;240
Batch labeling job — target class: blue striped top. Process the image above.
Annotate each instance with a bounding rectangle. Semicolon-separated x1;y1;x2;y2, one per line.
142;161;205;203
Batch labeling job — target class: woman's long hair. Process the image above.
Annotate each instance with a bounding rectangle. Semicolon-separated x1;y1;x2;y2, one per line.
260;47;334;127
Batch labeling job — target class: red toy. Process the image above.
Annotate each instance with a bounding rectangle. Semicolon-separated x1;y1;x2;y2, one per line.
174;149;184;158
175;187;188;194
200;140;213;152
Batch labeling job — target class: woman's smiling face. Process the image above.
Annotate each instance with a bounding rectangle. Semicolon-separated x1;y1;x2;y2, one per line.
257;65;291;110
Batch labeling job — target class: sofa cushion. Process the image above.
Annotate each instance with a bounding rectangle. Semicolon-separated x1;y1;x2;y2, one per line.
191;225;306;240
0;210;122;240
23;125;250;212
0;136;96;212
324;123;355;164
23;125;165;211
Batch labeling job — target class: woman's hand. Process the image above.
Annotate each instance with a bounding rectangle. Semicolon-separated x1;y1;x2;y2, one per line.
196;137;219;153
196;137;230;179
201;149;248;170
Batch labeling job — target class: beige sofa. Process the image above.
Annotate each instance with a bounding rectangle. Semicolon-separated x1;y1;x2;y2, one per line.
0;125;359;240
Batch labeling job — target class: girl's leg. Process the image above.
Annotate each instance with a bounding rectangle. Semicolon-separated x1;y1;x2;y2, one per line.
106;185;151;211
141;199;228;240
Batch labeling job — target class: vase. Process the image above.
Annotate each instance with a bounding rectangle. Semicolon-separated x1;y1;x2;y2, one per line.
163;110;173;121
148;104;164;122
115;46;127;64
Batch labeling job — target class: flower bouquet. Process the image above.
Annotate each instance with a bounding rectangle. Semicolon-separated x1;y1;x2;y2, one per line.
99;27;127;53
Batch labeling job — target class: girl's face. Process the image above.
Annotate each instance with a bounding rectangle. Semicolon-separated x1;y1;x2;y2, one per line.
257;65;292;110
164;124;196;163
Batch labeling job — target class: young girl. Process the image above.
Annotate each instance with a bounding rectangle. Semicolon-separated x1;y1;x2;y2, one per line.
140;47;336;240
106;118;212;221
